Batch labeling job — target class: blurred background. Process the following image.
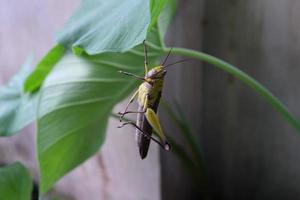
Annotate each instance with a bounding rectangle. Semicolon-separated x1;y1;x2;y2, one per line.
0;0;300;199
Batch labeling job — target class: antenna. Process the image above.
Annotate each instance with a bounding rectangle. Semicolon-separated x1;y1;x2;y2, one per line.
163;59;191;68
162;47;173;66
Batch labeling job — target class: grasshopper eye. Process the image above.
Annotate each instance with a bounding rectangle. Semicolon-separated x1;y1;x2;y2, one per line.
158;70;167;77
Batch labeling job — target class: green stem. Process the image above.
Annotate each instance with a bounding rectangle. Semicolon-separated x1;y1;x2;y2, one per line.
164;47;300;134
156;24;166;49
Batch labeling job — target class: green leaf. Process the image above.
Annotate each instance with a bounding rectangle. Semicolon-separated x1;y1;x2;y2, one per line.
0;59;38;136
0;162;33;200
24;44;65;92
56;0;167;55
38;32;163;193
38;0;175;193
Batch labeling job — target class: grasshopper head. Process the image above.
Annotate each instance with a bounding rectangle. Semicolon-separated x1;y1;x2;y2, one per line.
145;66;167;80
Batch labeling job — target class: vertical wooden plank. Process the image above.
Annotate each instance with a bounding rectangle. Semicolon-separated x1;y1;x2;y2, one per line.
202;0;300;199
160;0;205;199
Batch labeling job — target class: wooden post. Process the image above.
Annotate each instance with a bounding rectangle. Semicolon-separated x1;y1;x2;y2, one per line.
160;0;205;199
202;0;300;199
161;0;300;199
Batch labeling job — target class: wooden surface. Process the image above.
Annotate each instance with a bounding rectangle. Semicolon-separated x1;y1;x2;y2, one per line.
0;1;160;199
161;0;300;199
160;0;205;199
201;0;300;199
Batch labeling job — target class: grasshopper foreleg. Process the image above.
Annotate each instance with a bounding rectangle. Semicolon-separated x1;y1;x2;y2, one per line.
118;110;145;119
119;89;139;121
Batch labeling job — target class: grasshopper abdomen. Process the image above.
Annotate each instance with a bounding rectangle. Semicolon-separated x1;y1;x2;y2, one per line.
136;82;162;158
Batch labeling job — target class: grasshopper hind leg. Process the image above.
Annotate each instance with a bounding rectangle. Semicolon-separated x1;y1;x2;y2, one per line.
144;108;170;150
118;120;168;158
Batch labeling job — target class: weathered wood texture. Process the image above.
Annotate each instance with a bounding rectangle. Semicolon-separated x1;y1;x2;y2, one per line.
201;0;300;199
0;1;160;199
161;0;300;199
160;0;205;199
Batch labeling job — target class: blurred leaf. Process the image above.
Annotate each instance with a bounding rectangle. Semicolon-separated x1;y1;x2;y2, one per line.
161;101;207;176
166;137;195;171
0;59;38;136
173;101;205;164
57;0;166;55
24;44;65;92
161;101;211;199
157;0;177;38
150;0;167;28
0;162;33;200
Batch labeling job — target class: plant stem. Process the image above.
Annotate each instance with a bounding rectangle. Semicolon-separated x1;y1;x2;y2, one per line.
163;47;300;134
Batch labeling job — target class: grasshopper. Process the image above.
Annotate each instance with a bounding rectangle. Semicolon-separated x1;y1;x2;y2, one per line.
118;40;187;159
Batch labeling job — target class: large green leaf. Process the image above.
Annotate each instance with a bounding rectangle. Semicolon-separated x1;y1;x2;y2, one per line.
0;59;38;136
0;162;33;200
23;0;169;95
37;0;175;192
56;0;166;54
38;30;163;193
0;1;174;193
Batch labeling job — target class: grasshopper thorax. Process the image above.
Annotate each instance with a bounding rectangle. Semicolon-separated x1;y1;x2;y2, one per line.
145;66;167;81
